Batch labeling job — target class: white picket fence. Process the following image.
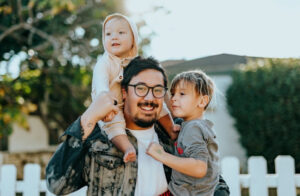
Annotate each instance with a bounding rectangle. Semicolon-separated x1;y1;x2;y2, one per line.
0;155;299;196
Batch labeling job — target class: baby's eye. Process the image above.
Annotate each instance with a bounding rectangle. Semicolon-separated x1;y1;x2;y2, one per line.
119;31;125;34
106;32;111;36
180;92;185;96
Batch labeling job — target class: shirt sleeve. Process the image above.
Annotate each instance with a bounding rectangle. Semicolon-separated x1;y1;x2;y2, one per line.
182;123;209;163
46;117;96;195
91;56;110;101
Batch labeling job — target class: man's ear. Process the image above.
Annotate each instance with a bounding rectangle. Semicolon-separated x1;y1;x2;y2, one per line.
197;95;209;108
122;88;127;100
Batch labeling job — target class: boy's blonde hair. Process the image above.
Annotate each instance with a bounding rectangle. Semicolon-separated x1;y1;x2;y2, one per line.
170;70;215;110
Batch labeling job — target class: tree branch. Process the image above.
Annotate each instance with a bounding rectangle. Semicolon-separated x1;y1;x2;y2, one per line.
0;23;60;53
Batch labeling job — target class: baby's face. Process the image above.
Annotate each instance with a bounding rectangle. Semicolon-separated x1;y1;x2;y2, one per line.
104;18;134;58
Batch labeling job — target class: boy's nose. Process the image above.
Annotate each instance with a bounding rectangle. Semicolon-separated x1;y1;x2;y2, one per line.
171;95;176;101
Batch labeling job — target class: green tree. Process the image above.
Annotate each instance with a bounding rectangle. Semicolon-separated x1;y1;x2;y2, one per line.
226;59;300;172
0;0;133;147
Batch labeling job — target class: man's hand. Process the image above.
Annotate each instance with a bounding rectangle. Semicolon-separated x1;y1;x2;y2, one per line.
173;124;181;132
146;142;166;162
81;92;119;140
102;111;117;122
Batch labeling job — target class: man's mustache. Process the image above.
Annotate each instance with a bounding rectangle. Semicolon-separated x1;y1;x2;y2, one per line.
137;102;159;108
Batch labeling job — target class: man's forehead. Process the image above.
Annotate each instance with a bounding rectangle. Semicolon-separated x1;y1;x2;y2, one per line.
130;69;164;86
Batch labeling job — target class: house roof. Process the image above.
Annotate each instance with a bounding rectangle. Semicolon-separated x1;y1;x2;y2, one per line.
161;53;260;76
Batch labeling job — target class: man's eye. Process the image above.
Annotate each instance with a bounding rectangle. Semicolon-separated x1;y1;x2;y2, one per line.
154;88;163;93
137;86;147;91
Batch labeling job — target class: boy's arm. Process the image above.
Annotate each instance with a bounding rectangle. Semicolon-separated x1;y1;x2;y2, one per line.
147;142;207;178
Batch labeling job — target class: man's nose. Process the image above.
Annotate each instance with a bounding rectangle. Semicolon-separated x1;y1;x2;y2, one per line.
144;89;155;101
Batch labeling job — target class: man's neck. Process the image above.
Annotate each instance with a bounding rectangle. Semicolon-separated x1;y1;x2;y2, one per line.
126;124;154;131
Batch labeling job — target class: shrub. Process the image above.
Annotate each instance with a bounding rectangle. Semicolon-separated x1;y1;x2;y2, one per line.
226;59;300;172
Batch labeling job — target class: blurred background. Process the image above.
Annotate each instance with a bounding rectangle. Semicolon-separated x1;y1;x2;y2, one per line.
0;0;299;194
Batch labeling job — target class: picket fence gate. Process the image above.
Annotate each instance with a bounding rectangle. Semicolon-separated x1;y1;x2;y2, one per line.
0;155;299;196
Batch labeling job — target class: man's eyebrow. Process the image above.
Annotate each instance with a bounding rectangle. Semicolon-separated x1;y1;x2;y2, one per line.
131;82;146;85
131;82;164;87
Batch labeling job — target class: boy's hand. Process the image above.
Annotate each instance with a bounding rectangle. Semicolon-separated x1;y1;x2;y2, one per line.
146;142;165;162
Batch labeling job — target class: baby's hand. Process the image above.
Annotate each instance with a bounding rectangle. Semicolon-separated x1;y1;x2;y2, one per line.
146;142;165;162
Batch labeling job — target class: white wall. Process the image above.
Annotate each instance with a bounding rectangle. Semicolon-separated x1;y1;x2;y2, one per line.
9;116;49;152
204;75;247;167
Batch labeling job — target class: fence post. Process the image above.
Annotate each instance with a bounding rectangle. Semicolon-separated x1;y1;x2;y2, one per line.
0;165;17;196
221;157;240;196
275;155;296;196
248;156;268;196
23;164;41;196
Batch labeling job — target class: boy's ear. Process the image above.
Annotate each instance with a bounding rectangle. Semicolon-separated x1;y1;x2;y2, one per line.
197;95;209;108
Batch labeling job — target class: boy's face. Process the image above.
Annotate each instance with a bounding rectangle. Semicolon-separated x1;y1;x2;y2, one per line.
170;80;204;121
104;18;134;58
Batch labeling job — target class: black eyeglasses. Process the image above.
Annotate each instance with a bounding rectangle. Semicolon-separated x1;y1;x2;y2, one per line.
128;83;167;98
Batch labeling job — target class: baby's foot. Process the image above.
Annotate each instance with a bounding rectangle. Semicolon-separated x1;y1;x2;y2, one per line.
123;147;136;163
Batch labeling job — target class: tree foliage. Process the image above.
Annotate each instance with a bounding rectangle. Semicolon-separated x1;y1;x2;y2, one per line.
226;59;300;172
0;0;137;145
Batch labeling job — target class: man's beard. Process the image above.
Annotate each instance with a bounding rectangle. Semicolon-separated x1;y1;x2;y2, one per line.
134;101;159;128
133;115;157;128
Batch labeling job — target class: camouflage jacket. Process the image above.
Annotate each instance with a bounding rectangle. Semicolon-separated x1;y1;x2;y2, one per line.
46;117;174;196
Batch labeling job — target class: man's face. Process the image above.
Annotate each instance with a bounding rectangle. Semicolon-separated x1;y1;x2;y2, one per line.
123;69;165;130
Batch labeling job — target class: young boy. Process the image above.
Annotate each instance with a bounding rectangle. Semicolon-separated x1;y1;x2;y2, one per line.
147;70;219;195
91;13;177;163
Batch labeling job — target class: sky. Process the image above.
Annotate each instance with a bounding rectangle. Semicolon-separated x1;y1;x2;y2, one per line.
126;0;300;61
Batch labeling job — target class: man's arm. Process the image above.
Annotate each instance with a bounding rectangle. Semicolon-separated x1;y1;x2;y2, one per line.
46;118;90;195
46;92;119;194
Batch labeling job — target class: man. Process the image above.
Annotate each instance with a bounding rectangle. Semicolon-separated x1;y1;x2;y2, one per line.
46;56;229;195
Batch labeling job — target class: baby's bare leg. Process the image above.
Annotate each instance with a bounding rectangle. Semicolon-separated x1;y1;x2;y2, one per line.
111;135;136;163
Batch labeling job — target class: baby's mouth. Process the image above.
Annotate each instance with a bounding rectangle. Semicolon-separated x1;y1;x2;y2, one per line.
112;43;120;46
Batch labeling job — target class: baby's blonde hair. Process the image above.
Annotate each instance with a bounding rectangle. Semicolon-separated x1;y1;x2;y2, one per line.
170;70;215;110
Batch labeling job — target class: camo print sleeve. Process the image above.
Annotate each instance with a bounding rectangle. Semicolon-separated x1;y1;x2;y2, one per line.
46;117;89;195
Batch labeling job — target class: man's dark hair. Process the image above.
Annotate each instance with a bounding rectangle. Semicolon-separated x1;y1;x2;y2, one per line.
121;56;168;90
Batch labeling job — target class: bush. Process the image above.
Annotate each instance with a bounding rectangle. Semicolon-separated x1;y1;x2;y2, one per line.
226;59;300;172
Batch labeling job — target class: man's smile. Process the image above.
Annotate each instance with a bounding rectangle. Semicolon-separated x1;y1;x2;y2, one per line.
138;102;158;112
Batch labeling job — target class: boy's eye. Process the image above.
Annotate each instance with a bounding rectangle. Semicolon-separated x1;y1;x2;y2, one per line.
180;92;185;96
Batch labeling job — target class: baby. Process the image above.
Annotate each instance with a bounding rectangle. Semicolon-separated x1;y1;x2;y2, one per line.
92;13;177;163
